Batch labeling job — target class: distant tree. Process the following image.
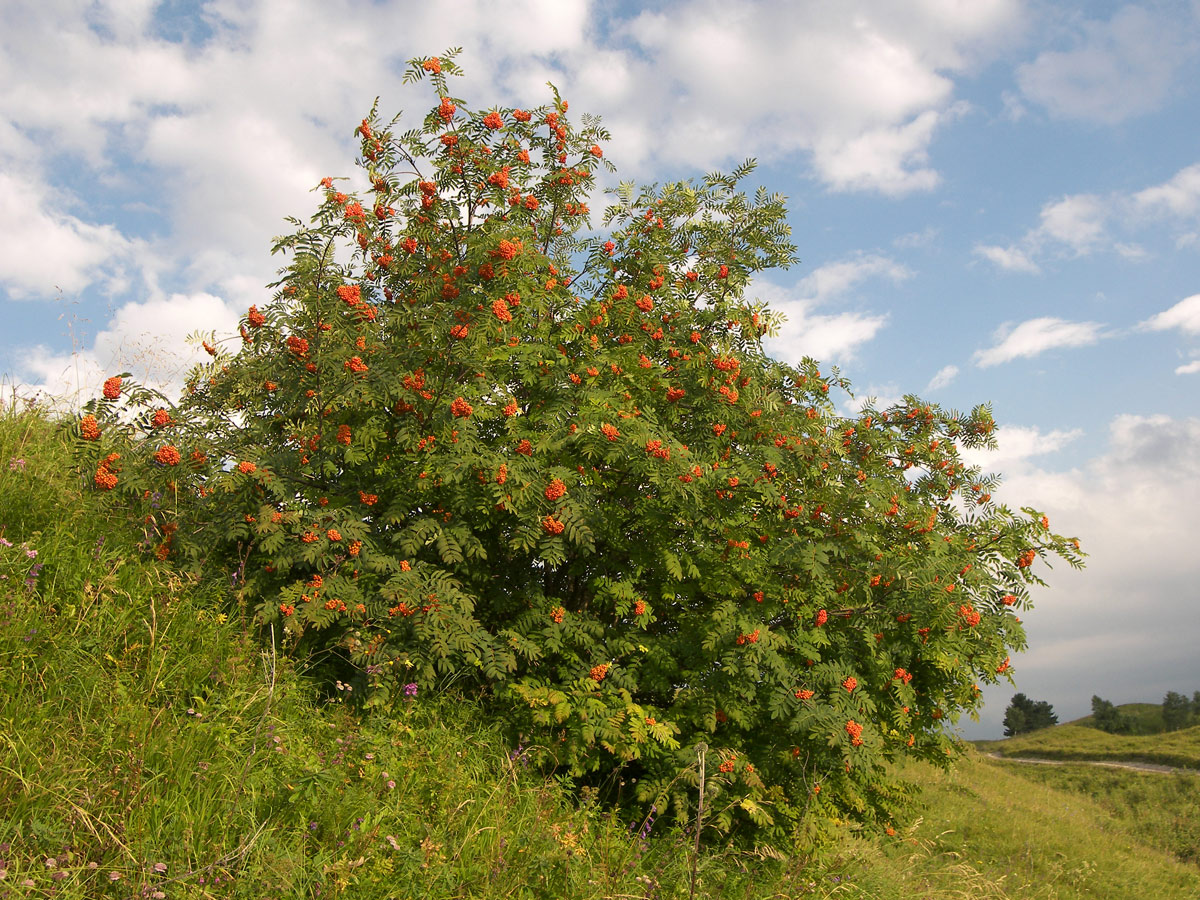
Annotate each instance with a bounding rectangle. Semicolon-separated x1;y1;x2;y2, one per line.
1004;693;1058;736
1193;691;1200;718
1089;695;1131;734
1162;691;1191;732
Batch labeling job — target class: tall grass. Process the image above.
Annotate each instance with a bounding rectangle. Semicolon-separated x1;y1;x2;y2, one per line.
1;404;1198;899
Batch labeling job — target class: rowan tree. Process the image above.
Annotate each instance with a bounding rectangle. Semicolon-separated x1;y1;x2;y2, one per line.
75;51;1083;846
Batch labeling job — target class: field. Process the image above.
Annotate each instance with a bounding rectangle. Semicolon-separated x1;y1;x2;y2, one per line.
2;405;1199;899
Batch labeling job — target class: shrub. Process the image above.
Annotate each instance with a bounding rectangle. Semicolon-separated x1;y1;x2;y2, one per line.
73;51;1083;846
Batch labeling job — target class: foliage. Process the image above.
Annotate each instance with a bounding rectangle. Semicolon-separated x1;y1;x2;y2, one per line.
1003;692;1059;736
1090;695;1133;734
1163;690;1197;732
70;52;1082;845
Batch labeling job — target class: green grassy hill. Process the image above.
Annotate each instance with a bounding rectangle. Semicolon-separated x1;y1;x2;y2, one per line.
976;723;1200;769
2;405;1198;898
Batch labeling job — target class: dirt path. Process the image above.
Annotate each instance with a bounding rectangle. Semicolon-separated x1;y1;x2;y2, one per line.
986;752;1198;775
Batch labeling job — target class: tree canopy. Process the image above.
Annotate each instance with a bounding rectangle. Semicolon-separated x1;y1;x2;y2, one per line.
75;51;1083;846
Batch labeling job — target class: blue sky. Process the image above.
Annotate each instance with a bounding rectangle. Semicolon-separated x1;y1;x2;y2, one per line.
2;0;1198;737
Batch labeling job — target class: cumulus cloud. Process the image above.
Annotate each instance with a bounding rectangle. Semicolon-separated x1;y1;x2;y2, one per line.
967;414;1200;735
1036;193;1108;254
973;243;1040;273
12;292;240;404
1140;293;1200;335
973;316;1105;367
760;254;908;364
1016;4;1200;124
959;423;1083;472
1134;162;1200;218
975;160;1200;272
0;172;140;299
925;364;959;391
1176;359;1200;374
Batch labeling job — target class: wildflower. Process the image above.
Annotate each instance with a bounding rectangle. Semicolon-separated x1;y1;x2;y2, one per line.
80;414;101;440
102;375;122;400
403;682;418;698
154;445;181;467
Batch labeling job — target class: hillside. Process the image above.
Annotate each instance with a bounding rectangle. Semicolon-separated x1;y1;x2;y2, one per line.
976;723;1200;770
2;405;1198;898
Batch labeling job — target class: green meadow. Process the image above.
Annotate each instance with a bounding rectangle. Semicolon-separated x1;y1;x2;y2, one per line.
2;405;1198;898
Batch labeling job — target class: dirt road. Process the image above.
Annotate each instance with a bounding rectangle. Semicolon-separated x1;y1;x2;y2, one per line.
986;752;1198;775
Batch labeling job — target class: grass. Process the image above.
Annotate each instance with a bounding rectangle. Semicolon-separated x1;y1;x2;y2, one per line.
1;403;1198;899
975;724;1200;770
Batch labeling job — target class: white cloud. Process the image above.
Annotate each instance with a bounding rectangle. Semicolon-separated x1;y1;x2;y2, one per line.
1176;359;1200;374
969;414;1200;735
973;243;1040;273
1036;193;1108;254
959;423;1083;471
925;364;959;391
795;254;912;302
1016;5;1199;124
12;292;240;404
976;160;1200;272
973;316;1105;367
1134;163;1200;219
0;172;139;299
608;0;1022;193
759;254;909;365
1140;293;1200;335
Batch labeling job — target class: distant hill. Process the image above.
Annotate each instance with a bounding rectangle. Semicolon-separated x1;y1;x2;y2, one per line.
1067;702;1166;734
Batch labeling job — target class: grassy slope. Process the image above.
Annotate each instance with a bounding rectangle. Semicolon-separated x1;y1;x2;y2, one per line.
2;407;1198;899
975;724;1200;769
